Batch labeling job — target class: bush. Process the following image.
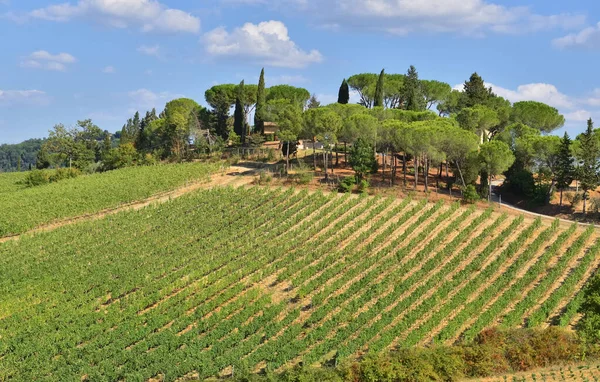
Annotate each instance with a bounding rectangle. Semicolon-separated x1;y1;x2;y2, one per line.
358;179;369;194
24;169;50;187
256;171;272;185
296;171;313;185
565;192;583;207
463;185;480;204
49;168;80;183
338;177;356;193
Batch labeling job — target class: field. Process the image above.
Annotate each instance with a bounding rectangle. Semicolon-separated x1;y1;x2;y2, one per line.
0;162;221;237
1;184;599;381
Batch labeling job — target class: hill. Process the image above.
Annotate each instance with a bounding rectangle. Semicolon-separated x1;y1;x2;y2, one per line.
1;184;599;380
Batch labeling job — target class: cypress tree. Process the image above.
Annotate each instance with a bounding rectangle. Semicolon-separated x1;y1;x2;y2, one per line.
374;69;384;108
234;80;246;145
463;72;490;107
403;65;425;111
580;118;599;214
556;132;574;207
255;68;266;135
338;79;350;104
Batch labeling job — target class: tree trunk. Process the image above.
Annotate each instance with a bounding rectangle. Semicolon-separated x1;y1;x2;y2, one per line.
286;142;290;175
424;157;429;193
392;153;396;186
344;142;347;167
438;162;443;179
323;150;328;181
560;189;563;207
446;161;449;179
414;156;419;191
382;152;386;182
336;149;339;167
488;173;492;202
403;152;407;187
313;137;317;171
330;150;334;175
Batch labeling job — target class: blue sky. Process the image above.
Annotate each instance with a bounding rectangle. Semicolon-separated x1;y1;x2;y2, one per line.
1;0;600;144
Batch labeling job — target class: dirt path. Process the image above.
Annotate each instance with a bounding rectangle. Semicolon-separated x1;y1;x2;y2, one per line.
0;166;256;244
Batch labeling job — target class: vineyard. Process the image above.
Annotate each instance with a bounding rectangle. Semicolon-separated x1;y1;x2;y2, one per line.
1;186;600;380
0;162;220;237
468;363;600;382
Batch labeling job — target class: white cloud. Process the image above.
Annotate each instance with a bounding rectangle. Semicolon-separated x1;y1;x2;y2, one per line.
564;110;592;122
268;74;309;85
488;83;574;109
102;65;116;74
128;88;183;110
203;20;323;68
0;89;49;106
137;44;160;57
21;50;76;72
29;0;200;34
259;0;584;36
553;22;600;49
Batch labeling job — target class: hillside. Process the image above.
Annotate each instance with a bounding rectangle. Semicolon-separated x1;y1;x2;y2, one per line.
1;185;599;380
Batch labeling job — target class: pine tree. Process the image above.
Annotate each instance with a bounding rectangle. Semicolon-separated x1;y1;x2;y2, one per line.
580;118;599;214
403;65;425;111
374;69;385;108
234;80;246;145
463;72;490;107
255;68;266;135
338;79;350;104
307;94;321;109
556;132;574;207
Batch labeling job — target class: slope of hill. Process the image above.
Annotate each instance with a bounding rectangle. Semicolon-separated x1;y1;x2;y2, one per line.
0;162;220;237
1;186;598;380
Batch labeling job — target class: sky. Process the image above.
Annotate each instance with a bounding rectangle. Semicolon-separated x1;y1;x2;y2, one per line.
1;0;600;144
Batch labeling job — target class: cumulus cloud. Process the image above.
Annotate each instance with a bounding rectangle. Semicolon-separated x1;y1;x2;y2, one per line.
29;0;200;34
488;83;574;109
128;88;183;110
203;20;323;68
243;0;584;36
0;89;49;106
21;50;77;72
553;22;600;49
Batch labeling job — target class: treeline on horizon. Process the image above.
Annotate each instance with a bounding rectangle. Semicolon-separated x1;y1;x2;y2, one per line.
3;65;597;212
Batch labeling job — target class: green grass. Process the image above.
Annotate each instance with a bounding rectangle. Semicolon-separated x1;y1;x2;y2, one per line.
0;171;28;193
1;187;598;381
0;162;220;237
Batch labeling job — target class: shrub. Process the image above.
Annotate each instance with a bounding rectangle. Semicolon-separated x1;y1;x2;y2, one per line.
358;179;369;194
463;185;480;204
338;177;356;193
257;171;272;185
297;171;313;185
590;197;600;214
49;168;80;183
565;192;583;207
24;169;50;187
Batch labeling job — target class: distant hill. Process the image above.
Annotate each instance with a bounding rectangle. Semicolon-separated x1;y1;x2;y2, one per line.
0;138;45;172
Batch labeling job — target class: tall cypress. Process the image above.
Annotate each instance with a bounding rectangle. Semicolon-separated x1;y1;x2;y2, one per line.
255;68;266;135
338;79;350;104
580;118;599;214
374;69;384;108
234;80;246;145
403;65;425;111
556;132;574;207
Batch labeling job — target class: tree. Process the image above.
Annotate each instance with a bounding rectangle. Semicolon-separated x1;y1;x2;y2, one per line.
340;113;379;165
266;85;310;108
456;105;499;143
302;108;343;176
579;118;599;214
555;132;574;207
402;65;426;111
479;140;515;201
437;90;462;116
163;98;201;159
338;79;350;104
347;73;378;108
441;127;480;188
270;101;303;174
577;273;600;344
255;68;266;135
374;69;385;108
511;101;565;133
383;74;404;109
349;138;376;182
307;94;321;109
421;80;451;110
205;84;236;138
234;80;246;145
462;72;492;108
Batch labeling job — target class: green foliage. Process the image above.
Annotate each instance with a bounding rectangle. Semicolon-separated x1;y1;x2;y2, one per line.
234;81;247;144
456;105;499;143
511;101;565;133
556;133;575;197
348;138;376;181
374;69;385;108
462;72;492;108
23;169;50;187
338;176;356;193
579;119;599;213
337;79;350;104
0;138;45;172
102;143;140;171
266;85;311;107
421;80;451;110
255;68;266;135
578;273;600;344
347;73;378;108
462;184;480;204
402;65;426;111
